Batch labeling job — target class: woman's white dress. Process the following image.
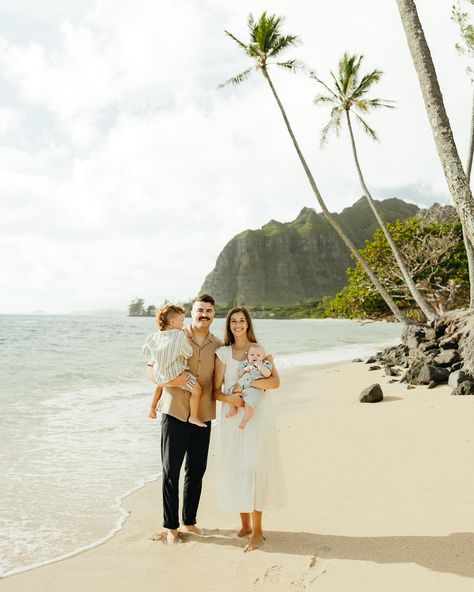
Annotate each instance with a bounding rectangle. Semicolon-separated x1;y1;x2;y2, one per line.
216;345;287;513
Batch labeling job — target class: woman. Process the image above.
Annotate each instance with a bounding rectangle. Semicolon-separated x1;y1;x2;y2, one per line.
213;307;287;552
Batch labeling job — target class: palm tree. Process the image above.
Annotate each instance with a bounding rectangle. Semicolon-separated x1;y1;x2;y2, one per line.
221;13;408;323
452;0;474;308
312;52;439;321
396;0;474;277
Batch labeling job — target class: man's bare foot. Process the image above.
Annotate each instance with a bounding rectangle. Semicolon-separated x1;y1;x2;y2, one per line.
237;527;252;538
188;416;207;428
166;529;179;545
243;532;265;552
182;524;205;535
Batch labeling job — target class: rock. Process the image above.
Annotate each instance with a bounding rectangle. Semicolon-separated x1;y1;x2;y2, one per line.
434;322;447;339
359;384;384;403
369;365;381;371
428;380;437;389
402;363;449;385
388;379;399;383
433;349;460;367
417;365;449;385
352;358;363;363
448;370;462;388
418;341;439;353
451;380;474;396
384;366;400;376
365;356;377;364
451;361;462;372
423;328;437;341
439;339;458;350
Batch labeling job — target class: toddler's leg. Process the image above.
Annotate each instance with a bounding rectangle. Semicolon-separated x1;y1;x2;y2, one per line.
238;403;255;430
188;382;207;428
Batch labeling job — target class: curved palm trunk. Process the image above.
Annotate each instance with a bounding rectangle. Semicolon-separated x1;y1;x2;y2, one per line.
345;111;439;321
396;0;474;258
464;89;474;308
262;68;408;323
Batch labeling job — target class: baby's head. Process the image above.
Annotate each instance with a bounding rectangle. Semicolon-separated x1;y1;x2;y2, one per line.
156;304;186;331
247;343;266;364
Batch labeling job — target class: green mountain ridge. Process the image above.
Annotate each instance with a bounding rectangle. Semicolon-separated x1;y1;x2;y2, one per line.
200;197;420;306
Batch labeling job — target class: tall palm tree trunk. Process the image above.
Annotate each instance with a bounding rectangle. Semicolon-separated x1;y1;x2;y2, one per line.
345;111;439;321
464;88;474;308
262;68;408;323
396;0;474;255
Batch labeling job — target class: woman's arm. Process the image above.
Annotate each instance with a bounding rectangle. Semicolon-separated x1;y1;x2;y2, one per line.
213;357;244;406
250;355;280;390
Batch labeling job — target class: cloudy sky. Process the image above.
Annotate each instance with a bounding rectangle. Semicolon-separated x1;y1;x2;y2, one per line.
0;0;472;313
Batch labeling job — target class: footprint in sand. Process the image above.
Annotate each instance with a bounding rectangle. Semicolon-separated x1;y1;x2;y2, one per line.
291;547;331;590
253;564;283;587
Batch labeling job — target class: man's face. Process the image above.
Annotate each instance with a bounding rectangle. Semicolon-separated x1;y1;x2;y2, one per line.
191;300;215;330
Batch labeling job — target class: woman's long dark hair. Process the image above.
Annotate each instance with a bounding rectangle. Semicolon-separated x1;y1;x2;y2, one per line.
224;307;257;346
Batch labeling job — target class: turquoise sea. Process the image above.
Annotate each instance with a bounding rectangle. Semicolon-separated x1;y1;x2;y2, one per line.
0;314;402;577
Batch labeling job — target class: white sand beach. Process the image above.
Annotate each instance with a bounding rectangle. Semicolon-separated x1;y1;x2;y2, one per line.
2;361;474;592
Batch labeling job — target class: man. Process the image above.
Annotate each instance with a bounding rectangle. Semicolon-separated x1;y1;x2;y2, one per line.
159;294;222;544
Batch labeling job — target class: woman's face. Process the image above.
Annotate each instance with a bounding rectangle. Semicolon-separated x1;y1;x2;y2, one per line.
229;312;248;338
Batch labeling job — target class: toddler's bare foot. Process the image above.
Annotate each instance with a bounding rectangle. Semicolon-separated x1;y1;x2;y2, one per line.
237;527;252;538
166;529;179;545
188;416;207;428
244;532;265;552
225;408;237;419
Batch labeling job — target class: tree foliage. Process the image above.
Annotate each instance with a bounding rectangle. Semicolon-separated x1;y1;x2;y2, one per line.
324;218;469;320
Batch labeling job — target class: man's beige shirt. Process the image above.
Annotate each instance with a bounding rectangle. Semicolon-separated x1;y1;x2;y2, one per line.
160;326;222;423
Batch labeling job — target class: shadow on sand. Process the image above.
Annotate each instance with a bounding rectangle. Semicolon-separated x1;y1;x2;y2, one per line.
192;530;474;579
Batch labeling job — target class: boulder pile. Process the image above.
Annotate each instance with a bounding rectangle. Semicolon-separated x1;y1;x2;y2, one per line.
366;310;474;395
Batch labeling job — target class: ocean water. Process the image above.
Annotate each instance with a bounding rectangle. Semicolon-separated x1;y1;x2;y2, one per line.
0;314;402;577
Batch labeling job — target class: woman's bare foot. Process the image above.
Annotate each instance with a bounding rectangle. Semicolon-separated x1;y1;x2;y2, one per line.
243;532;265;552
188;416;207;428
166;529;180;545
237;527;252;538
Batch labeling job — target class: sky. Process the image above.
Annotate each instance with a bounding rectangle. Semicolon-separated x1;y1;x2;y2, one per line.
0;0;472;313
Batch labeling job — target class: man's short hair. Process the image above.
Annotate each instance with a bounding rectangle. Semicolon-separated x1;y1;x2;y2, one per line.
192;294;215;306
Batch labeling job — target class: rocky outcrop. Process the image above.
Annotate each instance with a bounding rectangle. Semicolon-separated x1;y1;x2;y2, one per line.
366;310;474;394
201;197;419;306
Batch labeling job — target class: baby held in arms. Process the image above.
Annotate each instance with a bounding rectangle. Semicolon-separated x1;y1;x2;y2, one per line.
226;343;272;430
143;304;206;428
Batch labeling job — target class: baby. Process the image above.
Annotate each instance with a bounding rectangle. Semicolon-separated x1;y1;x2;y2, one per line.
143;303;206;428
226;343;272;430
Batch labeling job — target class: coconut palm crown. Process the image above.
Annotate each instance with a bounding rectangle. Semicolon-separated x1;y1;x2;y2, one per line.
220;12;303;87
313;52;395;146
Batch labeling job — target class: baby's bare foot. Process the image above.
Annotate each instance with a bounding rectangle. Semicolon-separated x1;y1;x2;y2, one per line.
238;420;249;430
188;417;207;428
244;533;265;552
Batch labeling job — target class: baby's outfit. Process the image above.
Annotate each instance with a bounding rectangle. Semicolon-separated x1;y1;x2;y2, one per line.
143;329;197;391
236;360;273;408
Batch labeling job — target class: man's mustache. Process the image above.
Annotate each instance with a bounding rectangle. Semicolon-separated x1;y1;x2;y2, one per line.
198;316;210;320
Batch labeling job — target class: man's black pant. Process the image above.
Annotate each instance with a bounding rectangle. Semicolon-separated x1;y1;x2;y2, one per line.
161;413;212;530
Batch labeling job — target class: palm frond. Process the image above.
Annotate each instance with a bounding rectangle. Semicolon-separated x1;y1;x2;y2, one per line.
320;106;343;146
353;69;383;97
219;66;255;88
224;29;248;54
313;94;337;106
354;112;378;141
275;58;304;72
269;34;300;57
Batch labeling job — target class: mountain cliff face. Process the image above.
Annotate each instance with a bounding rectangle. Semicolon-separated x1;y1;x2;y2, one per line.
200;197;420;306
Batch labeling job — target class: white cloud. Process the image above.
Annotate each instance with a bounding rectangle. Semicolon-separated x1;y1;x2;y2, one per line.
0;0;471;312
